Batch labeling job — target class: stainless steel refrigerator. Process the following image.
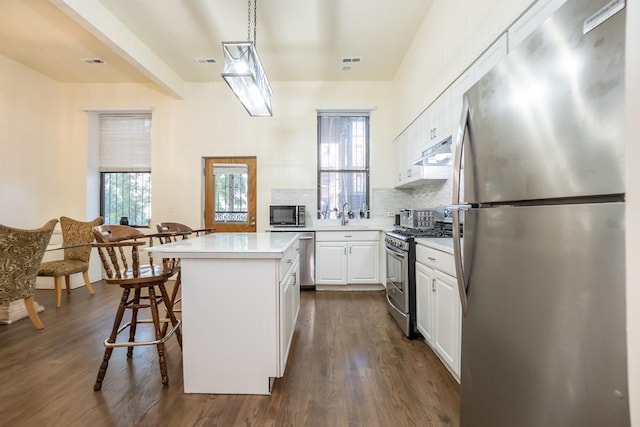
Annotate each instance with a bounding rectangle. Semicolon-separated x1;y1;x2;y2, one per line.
451;0;629;425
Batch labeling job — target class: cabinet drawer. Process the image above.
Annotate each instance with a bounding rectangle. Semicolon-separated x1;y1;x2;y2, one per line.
315;230;380;242
279;241;299;281
416;244;456;277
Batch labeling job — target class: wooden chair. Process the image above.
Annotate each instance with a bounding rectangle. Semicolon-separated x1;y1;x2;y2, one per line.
91;224;182;391
37;216;103;307
155;222;215;237
154;222;215;316
0;219;58;330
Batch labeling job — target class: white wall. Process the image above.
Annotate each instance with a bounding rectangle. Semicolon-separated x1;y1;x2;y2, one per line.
0;55;62;228
56;80;394;231
392;0;534;135
0;0;544;231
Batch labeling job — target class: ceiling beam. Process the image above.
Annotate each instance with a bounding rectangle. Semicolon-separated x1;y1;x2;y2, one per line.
51;0;185;99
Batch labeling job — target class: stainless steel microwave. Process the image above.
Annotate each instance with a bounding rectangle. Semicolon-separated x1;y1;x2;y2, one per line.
269;205;306;227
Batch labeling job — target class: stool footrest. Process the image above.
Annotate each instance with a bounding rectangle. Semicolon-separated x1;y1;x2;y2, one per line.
104;318;182;348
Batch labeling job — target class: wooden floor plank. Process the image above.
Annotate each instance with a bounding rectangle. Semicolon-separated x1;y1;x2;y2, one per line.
0;283;460;426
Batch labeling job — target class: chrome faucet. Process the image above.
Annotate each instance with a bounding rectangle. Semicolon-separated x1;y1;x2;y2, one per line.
341;202;351;226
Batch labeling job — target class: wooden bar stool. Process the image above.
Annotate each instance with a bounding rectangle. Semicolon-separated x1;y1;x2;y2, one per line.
155;222;215;316
92;225;182;391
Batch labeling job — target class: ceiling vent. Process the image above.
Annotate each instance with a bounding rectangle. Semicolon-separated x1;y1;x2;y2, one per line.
195;57;217;64
81;58;104;64
342;57;361;63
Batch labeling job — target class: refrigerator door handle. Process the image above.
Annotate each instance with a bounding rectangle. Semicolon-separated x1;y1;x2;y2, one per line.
452;97;468;206
453;207;468;314
453;97;470;315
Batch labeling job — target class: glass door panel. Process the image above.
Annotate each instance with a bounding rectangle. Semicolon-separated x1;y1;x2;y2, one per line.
204;157;256;232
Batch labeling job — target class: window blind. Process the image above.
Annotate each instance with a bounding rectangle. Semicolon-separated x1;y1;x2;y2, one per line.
99;113;152;172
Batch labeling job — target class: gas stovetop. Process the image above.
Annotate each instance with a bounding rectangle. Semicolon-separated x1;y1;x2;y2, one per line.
387;228;449;240
385;227;452;251
387;222;456;240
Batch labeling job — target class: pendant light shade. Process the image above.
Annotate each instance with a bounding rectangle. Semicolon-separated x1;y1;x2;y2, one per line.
221;41;272;117
221;0;272;117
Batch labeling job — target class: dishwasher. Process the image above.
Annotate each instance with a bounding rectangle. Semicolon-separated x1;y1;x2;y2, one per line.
297;231;315;290
270;230;315;290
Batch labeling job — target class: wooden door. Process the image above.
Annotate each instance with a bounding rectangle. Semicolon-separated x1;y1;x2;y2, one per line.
204;157;257;232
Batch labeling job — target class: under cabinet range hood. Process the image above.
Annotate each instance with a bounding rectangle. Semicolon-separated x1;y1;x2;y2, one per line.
413;136;453;166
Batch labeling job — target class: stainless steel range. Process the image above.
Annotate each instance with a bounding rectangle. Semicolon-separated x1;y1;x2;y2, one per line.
385;209;459;337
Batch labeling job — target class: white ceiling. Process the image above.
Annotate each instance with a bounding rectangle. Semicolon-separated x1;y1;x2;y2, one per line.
0;0;433;97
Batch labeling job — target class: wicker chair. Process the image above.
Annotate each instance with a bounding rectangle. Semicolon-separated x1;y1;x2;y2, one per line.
37;216;103;307
0;219;58;330
91;224;182;391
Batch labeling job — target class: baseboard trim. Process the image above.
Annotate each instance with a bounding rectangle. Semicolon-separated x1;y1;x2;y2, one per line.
315;284;385;292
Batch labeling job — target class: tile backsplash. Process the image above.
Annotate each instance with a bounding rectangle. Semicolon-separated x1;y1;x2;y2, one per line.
271;181;453;227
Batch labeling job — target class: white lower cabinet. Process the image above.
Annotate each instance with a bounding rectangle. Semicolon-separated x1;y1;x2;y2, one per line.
348;241;380;283
280;256;300;370
416;261;435;343
433;270;461;376
315;231;380;286
316;241;348;284
415;242;461;381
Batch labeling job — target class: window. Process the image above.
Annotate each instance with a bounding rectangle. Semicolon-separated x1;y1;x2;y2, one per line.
317;111;370;220
99;113;152;226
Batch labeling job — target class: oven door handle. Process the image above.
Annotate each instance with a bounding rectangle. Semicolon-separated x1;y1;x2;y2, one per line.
385;243;406;258
385;243;407;291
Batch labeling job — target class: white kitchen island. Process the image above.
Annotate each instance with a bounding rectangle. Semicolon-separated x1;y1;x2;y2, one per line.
145;232;301;395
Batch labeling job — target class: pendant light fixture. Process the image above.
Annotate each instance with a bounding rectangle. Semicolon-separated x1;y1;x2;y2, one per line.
221;0;272;117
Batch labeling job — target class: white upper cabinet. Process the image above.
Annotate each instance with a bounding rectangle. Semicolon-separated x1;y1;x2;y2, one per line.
450;66;478;144
394;87;453;188
392;0;570;190
393;133;405;185
473;32;508;82
422;88;452;154
406;118;423;179
449;34;507;151
508;0;568;52
394;131;422;187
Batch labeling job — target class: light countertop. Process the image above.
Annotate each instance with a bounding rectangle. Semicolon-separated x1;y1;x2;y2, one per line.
144;232;300;259
416;237;455;254
269;224;391;232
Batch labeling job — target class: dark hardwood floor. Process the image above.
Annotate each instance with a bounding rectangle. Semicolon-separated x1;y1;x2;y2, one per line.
0;283;460;427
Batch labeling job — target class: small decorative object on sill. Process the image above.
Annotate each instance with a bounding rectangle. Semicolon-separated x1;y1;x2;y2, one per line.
119;217;129;226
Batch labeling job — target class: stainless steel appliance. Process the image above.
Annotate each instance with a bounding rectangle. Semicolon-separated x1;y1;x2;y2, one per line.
270;230;315;290
385;211;457;337
298;231;315;290
269;205;306;227
452;0;628;425
398;209;435;229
